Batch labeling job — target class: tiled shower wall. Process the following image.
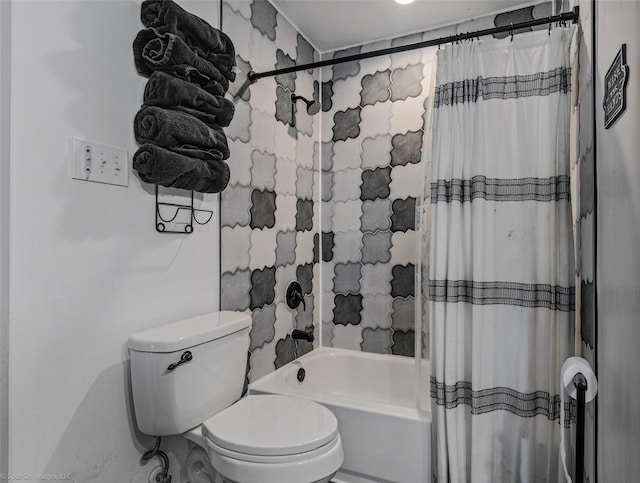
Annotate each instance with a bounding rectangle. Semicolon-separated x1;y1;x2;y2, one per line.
320;43;436;356
220;0;320;383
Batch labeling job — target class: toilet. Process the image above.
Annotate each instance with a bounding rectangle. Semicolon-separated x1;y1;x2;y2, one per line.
128;311;343;483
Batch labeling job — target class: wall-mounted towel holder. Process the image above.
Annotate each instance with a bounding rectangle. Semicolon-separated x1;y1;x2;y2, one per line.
155;185;213;234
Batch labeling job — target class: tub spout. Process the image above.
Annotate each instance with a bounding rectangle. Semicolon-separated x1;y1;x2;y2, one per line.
292;329;314;343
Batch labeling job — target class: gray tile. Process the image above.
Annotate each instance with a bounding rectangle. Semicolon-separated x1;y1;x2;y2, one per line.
250;0;277;40
251;150;277;190
361;199;392;233
391;197;417;232
250;266;277;310
361;327;392;354
390;131;423;166
250;304;276;351
250;189;277;229
333;107;362;142
322;232;335;262
275;84;294;126
275;49;297;92
391;63;424;101
360;167;392;201
322;142;334;171
296;34;315;65
360;70;391;106
296;167;314;200
297;263;314;295
322;81;334;112
391;296;415;332
362;231;392;264
332;46;362;80
392;330;415;357
295;199;314;231
221;269;251;311
322;172;334;202
333;263;362;295
221;184;252;227
333;294;363;325
275;230;297;266
391;264;415;298
313;233;319;264
275;335;296;369
333;231;363;264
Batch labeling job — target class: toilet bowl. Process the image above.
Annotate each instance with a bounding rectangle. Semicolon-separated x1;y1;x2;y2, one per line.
128;312;344;483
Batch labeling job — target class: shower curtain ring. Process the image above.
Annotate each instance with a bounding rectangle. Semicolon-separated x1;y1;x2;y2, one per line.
510;23;514;41
548;15;552;35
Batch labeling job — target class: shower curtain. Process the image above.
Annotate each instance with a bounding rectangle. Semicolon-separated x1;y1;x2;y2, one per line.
427;26;578;483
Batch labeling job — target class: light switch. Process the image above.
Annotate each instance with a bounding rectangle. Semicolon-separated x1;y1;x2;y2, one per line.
71;137;129;187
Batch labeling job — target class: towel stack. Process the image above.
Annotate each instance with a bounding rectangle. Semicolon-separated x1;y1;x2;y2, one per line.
132;0;236;193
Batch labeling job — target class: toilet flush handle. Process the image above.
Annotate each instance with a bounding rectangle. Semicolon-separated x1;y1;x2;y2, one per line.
167;351;193;371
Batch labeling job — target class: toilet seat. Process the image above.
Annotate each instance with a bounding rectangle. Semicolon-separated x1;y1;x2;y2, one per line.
202;394;339;456
201;395;343;483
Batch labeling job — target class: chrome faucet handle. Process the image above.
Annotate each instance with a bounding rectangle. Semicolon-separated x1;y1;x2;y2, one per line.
286;281;306;311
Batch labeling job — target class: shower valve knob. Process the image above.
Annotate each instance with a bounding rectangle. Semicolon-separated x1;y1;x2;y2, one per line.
286;281;306;310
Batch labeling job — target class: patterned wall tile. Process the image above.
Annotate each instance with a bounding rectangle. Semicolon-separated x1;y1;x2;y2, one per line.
274;263;297;305
361;327;393;354
332;200;363;232
390;130;423;166
390;97;426;134
332;138;363;171
391;296;415;332
221;226;252;274
362;231;393;264
331;324;364;350
250;150;277;190
221;184;252;228
275;194;297;230
274;121;297;161
249;26;278;73
295;231;315;265
296;34;315;65
275;335;296;368
360;70;392;106
295;199;314;231
248;343;276;382
275;84;294;125
250;304;277;351
221;269;252;311
297;263;314;295
391;197;417;231
296;134;316;169
249;228;277;270
226;100;251;143
322;81;334;112
359;102;393;139
249;108;277;153
250;189;277;229
361;295;393;328
332;168;363;202
389;162;424;199
362;134;392;170
274;157;297;195
294;292;314;329
360;262;393;296
249;76;278;116
333;107;362;141
274;49;296;92
361;199;393;233
274;12;298;58
250;0;277;40
390;231;417;266
391;330;415;357
390;264;415;298
333;294;363;325
228;140;253;186
296;167;314;200
361;167;392;201
332;231;363;264
333;263;362;295
390;63;425;101
322;232;335;262
275;230;297;266
250;266;277;310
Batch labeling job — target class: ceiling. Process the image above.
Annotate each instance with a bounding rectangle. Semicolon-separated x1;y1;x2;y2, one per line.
270;0;536;52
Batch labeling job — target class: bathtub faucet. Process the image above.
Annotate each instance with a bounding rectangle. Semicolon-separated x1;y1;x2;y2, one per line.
292;329;314;343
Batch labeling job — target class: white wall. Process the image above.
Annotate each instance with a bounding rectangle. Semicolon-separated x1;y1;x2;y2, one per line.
595;1;640;481
8;1;220;481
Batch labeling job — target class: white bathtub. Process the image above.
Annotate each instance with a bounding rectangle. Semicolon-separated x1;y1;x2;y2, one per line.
249;348;431;483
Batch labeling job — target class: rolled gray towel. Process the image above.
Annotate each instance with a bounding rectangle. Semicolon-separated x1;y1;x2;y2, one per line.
144;72;235;128
133;144;230;193
140;0;236;82
133;29;228;95
134;106;230;160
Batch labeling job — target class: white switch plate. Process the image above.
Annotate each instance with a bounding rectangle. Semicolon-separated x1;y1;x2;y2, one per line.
71;137;129;187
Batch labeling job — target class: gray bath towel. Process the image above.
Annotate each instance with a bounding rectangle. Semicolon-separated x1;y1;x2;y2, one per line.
133;144;230;193
140;0;236;82
133;29;228;95
144;72;235;128
134;106;230;160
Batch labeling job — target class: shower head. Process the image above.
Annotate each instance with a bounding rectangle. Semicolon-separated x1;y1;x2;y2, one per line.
291;94;321;126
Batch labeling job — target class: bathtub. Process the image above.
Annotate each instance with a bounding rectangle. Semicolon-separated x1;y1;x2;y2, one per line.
249;348;431;483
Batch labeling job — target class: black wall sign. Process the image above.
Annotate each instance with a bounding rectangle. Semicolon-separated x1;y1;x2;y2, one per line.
603;44;629;129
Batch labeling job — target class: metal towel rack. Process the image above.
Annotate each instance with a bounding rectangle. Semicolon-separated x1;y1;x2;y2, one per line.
155;185;213;234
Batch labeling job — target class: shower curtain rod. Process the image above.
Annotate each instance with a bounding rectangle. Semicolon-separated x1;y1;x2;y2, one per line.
247;6;579;84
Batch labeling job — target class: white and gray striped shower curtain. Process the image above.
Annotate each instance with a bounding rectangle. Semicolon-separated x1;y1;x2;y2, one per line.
427;26;579;483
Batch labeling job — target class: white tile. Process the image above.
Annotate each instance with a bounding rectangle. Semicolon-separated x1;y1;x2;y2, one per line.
273;121;296;161
390;162;425;199
275;194;297;231
274;157;297;195
390;231;417;267
360;102;393;139
226;0;252;20
361;262;393;296
250;77;277;117
332;168;362;202
295;230;315;265
275;302;295;340
332;138;363;172
331;324;363;351
249;108;276;153
332;200;363;233
250;28;278;72
228;139;253;186
221;226;251;274
296;133;315;169
330;74;364;112
274;13;298;59
361;134;392;170
390;49;423;70
360;295;393;328
332;230;363;264
249;228;278;270
321;202;334;232
390;97;426;135
223;4;253;61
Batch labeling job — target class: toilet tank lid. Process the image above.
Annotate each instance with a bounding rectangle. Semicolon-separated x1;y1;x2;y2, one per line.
128;311;251;353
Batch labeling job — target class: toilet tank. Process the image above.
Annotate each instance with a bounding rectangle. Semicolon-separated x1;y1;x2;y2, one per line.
128;311;251;436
